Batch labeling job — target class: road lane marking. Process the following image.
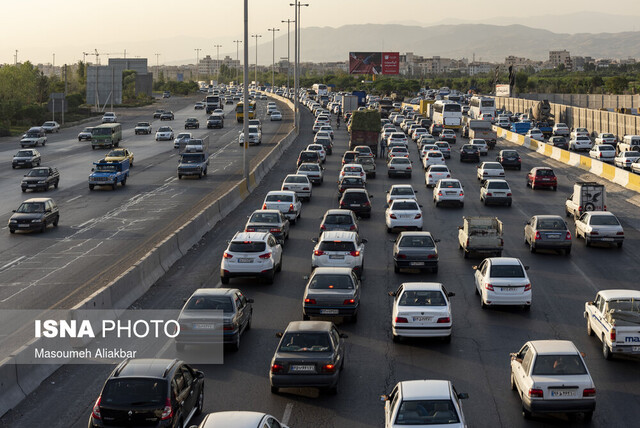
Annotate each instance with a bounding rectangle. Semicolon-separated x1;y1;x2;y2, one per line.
165;176;174;182
282;403;293;425
76;219;94;229
0;256;25;273
143;163;154;170
66;195;83;203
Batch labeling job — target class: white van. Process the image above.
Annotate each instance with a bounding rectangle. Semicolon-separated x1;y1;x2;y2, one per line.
618;135;640;153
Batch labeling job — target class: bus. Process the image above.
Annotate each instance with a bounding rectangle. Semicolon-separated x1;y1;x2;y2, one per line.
91;123;122;149
469;96;496;120
432;101;462;129
235;101;257;122
444;93;462;103
312;83;328;97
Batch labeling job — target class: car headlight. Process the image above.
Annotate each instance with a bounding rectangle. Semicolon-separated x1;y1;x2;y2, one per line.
31;219;42;223
38;180;46;184
9;219;17;224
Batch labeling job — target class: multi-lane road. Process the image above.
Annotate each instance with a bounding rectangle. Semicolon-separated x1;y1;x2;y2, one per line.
2;104;640;427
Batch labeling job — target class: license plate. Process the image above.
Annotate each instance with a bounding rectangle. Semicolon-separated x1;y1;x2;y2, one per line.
329;255;344;259
410;262;424;266
351;204;360;207
550;390;576;397
493;192;505;196
501;287;519;292
547;234;561;239
18;224;29;228
238;258;253;263
193;323;215;330
446;191;457;195
601;238;613;242
320;309;340;315
291;365;315;372
413;316;432;321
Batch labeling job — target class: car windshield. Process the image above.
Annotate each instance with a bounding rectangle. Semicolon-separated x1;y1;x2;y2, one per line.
96;165;117;172
435;143;448;148
102;379;166;406
180;154;203;163
17;202;45;213
589;215;620;226
137;123;149;127
490;264;525;278
395;400;459;425
92;128;112;135
531;355;588;376
26;169;48;177
298;164;319;172
537;219;566;230
391;187;414;196
158;127;171;132
324;215;353;225
285;176;308;184
535;169;554;177
399;235;434;247
16;151;33;157
108;150;126;157
266;194;293;202
279;332;332;352
487;182;510;189
185;296;233;312
439;181;460;189
391;202;419;211
250;213;280;223
399;290;446;306
228;241;266;252
43;122;55;126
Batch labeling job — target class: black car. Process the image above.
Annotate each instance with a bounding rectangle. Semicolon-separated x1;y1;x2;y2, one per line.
338;176;366;194
339;189;372;218
548;136;568;150
185;118;200;129
297;151;320;168
160;111;174;120
459;144;480;163
153;109;165;119
207;114;224;129
429;123;444;137
88;358;204;428
316;137;333;155
8;198;59;233
21;167;60;192
496;150;521;170
270;321;347;394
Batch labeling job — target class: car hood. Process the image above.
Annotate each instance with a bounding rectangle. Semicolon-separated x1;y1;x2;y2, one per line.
104;156;127;162
13;156;36;161
10;213;44;221
21;176;48;183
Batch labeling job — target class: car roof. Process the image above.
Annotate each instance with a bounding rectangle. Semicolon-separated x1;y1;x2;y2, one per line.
190;288;238;298
266;190;296;196
585;211;615;217
400;282;443;292
532;214;564;221
485;179;509;185
115;358;180;378
399;380;452;400
398;231;434;239
201;412;271;427
24;198;53;203
487;257;521;265
231;232;270;241
284;320;333;333
324;209;353;217
597;289;640;300
391;184;414;189
529;340;579;355
319;231;357;241
251;209;281;215
390;199;419;205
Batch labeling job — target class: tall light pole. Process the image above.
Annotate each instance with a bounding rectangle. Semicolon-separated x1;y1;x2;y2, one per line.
243;0;250;185
233;40;242;82
14;50;18;65
213;44;222;83
290;2;309;129
281;19;295;92
251;34;262;87
267;28;280;90
194;48;202;82
154;53;160;82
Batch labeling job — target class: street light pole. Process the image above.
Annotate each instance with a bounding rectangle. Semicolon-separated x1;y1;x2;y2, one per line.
281;19;295;93
251;34;262;87
243;0;250;185
268;28;280;90
154;53;160;83
194;48;202;82
214;44;222;83
289;2;309;130
233;40;242;82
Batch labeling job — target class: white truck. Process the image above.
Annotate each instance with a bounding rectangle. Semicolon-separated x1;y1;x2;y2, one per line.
457;216;504;259
565;182;606;219
341;95;359;115
585;289;640;360
617;135;640;154
463;119;497;148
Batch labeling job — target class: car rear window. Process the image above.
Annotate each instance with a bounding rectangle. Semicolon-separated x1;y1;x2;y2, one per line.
430;166;448;172
285;176;308;183
484;163;502;169
318;241;356;252
393;158;410;164
278;332;332;352
265;194;292;202
250;213;280;223
309;274;354;289
395;400;459;425
102;378;166;406
185;296;233;312
229;241;266;252
535;169;555;177
391;202;419;211
298;164;319;172
537;220;566;230
324;215;353;225
399;290;446;306
341;177;363;185
391;187;414;196
344;166;361;172
428;152;442;157
343;192;368;202
399;236;434;247
589;215;620;226
531;355;587;376
439;181;460;189
487;181;510;189
490;264;525;278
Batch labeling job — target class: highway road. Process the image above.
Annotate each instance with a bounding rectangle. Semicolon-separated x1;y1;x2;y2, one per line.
2;105;639;427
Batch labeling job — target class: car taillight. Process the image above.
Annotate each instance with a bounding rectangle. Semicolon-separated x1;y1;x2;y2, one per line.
590;231;599;236
459;192;464;196
446;174;451;178
397;254;407;259
610;328;616;342
91;397;102;420
245;228;255;232
259;253;271;259
283;186;290;190
390;214;397;219
304;298;316;304
395;317;408;323
320;224;326;230
414;213;422;219
343;299;355;305
486;192;492;196
321;364;336;373
604;205;607;211
407;166;412;170
271;363;284;373
161;398;173;420
483;172;488;175
565;231;572;240
270;228;281;233
349;251;360;257
485;283;494;291
524;283;531;291
427;254;437;259
528;388;544;398
534;232;541;241
349;224;356;230
616;231;624;236
363;201;371;207
437;317;450;323
262;203;267;209
339;202;346;207
223;252;233;259
437;191;443;196
314;250;325;256
389;166;395;169
583;388;596;397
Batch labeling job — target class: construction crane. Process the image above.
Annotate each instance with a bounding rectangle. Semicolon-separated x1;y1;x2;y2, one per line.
82;49;128;66
83;49;100;65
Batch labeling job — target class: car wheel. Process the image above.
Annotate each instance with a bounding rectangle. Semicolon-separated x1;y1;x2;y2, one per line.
387;227;392;233
603;337;612;360
565;247;571;255
89;184;94;190
510;372;517;391
178;174;182;179
522;406;532;419
392;334;400;343
584;411;593;422
394;263;399;273
553;186;557;191
9;229;14;234
303;313;310;321
585;237;591;247
41;221;47;233
121;178;126;186
195;388;204;415
276;257;282;272
617;242;623;248
432;266;438;274
350;313;358;323
53;217;59;227
270;386;279;394
587;319;593;336
220;276;229;285
442;334;451;344
480;298;487;309
231;333;240;352
21;188;26;193
54;180;59;189
264;269;275;284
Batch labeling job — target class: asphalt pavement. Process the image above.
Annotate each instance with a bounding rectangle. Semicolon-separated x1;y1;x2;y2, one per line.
1;106;639;428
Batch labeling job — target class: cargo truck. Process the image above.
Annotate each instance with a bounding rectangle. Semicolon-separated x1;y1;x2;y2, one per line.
342;95;359;115
462;119;497;148
458;216;504;259
565;182;606;219
348;109;381;157
88;158;129;190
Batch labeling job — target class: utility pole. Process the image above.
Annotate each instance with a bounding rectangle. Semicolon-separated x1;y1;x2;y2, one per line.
281;19;295;92
14;50;18;65
52;53;55;76
63;64;67;125
251;34;262;87
289;2;309;129
194;48;202;82
233;40;242;82
214;44;222;83
268;28;280;90
243;0;249;184
154;53;160;82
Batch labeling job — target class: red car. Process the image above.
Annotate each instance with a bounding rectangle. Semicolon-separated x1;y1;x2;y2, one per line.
527;167;557;191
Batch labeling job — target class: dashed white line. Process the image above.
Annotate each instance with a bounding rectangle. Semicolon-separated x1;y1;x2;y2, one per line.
143;163;154;170
164;176;174;182
66;195;83;203
281;403;293;425
76;219;94;229
0;256;26;273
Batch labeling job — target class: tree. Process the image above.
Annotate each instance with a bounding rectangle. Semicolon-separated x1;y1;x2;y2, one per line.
605;76;628;94
515;72;528;93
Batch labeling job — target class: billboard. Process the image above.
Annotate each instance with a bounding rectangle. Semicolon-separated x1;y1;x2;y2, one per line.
349;52;399;75
495;84;511;97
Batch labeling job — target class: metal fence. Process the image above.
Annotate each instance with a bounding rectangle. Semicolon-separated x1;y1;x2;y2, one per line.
517;93;640;111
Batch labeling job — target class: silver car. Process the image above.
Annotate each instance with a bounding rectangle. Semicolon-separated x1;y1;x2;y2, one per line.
392;231;440;273
303;267;360;322
524;215;572;255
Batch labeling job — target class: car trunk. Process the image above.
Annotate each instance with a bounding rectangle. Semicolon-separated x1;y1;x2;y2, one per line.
397;306;448;327
531;374;590;401
276;351;334;374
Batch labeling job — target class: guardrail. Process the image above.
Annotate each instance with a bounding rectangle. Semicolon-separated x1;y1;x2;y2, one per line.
0;94;299;418
494;125;640;193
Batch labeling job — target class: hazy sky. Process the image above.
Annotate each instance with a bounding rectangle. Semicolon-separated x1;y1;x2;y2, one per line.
3;0;640;65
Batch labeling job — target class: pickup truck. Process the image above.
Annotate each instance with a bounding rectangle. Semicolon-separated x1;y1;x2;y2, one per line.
20;127;47;148
88;159;129;190
177;151;209;179
585;289;640;360
458;216;504;259
510;122;531;135
535;121;553;138
466;120;497;149
565;182;606;219
134;122;152;135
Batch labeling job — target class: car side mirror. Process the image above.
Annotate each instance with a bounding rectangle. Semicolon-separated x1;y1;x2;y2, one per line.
434;239;441;243
524;266;530;271
275;332;283;338
91;168;95;172
369;195;374;198
339;333;348;338
457;226;462;230
419;204;423;208
303;275;309;280
247;298;255;304
587;301;594;306
380;395;389;402
183;298;188;304
388;291;396;297
447;292;455;297
457;392;469;400
414;190;418;193
472;265;478;270
12;210;16;213
311;238;318;243
196;371;205;379
362;239;368;244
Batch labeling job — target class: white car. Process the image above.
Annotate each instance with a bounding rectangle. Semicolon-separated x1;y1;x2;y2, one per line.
389;282;454;342
297;162;324;185
633;159;640;174
311;231;366;276
382;380;468;428
220;232;283;285
422;150;446;169
470;138;489;155
212;108;225;118
588;144;615;163
387;132;408;146
569;136;593;152
387;146;409;160
387;157;413;177
41;121;60;133
134;122;152;135
574;211;624;248
425;165;451;187
412;128;428;142
417;134;436;149
262;190;302;223
196;411;289;428
239;126;262;145
477;161;505;183
281;174;312;200
614;151;640;169
553;123;570;136
510;340;596;420
306;144;326;162
318;126;334;139
480;179;512;206
526;128;544;140
570;127;590;139
155;126;174;141
419;145;439;158
101;112;117;123
386;184;417;205
392;115;405;126
386;199;423;232
433;179;464;207
474;257;531;310
314;131;332;143
340;164;367;183
595;132;616;146
270;110;282;121
173;132;192;149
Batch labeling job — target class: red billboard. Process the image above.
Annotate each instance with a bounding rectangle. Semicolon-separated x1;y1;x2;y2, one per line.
349;52;399;75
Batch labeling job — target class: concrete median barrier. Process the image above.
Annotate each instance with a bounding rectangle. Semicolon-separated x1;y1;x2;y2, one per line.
0;357;25;419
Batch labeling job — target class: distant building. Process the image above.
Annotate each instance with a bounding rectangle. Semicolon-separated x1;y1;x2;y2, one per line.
197;55;240;77
468;62;494;76
86;58;152;106
549;50;572;70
